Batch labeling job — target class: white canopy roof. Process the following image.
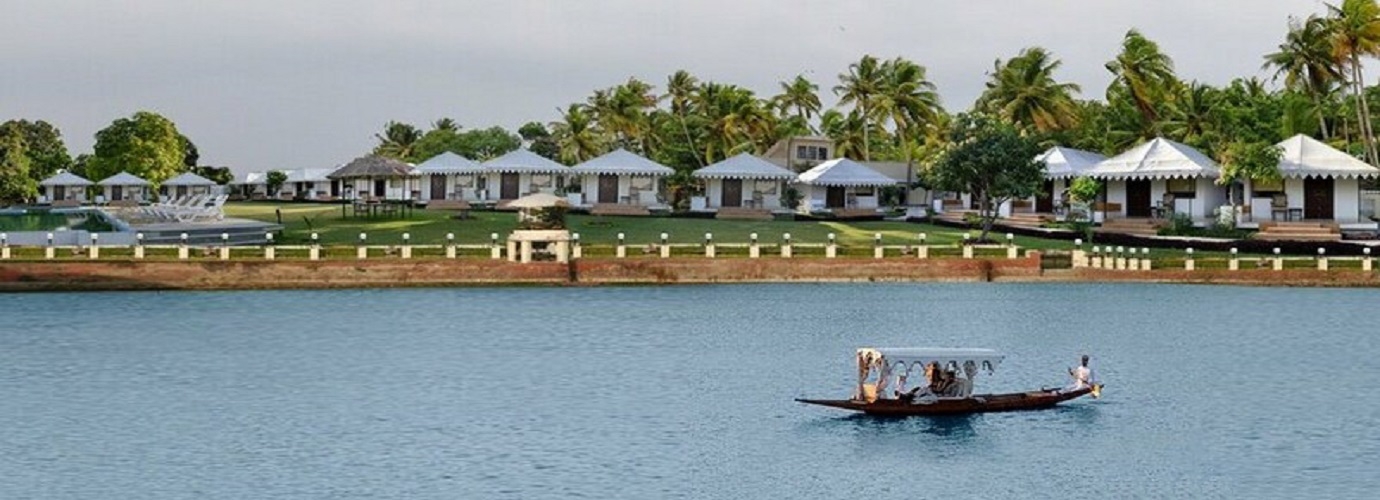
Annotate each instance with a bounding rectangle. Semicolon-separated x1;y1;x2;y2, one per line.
162;172;216;186
1039;147;1107;179
1084;138;1220;180
571;149;675;176
693;153;797;180
1276;134;1380;179
860;347;1005;369
416;152;485;175
232;171;266;185
507;192;569;209
798;158;899;187
482;149;569;174
39;171;93;186
284;168;334;183
97;172;150;186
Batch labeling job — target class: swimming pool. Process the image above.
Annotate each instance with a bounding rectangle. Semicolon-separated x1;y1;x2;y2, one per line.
0;209;116;233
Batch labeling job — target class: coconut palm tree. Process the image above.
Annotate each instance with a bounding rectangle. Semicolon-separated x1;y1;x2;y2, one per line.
432;118;459;133
373;121;422;160
550;104;607;164
1326;0;1380;163
1162;82;1219;149
834;55;886;160
978;47;1082;134
876;57;943;192
1105;30;1179;134
1264;14;1347;139
665;70;704;167
695;83;776;162
772;74;822;169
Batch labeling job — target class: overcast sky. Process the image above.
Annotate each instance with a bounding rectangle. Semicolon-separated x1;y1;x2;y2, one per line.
0;0;1335;172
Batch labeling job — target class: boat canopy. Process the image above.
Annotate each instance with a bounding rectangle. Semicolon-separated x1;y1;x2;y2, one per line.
859;347;1004;372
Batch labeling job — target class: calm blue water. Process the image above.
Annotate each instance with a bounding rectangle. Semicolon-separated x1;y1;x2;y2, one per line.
2;284;1378;499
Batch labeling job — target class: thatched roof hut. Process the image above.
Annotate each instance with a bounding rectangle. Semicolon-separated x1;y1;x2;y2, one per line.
327;155;417;179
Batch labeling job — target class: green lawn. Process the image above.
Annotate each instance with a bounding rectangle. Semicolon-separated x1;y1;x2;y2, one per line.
224;202;1073;249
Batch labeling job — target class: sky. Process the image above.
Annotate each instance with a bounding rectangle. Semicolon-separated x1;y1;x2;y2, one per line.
0;0;1337;172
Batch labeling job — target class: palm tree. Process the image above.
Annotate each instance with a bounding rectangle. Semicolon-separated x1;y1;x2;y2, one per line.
876;57;943;192
550;104;607;164
1105;30;1179;134
665;70;704;167
1263;15;1342;136
695;83;776;162
1326;0;1380;163
373;121;422;160
834;55;886;160
1163;82;1218;149
773;74;822;169
820;109;868;160
978;47;1082;134
432;118;459;133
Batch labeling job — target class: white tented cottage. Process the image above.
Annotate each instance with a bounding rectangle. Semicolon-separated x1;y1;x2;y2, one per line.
796;158;898;214
160;172;218;200
1083;137;1226;222
97;172;150;205
480;149;569;202
691;153;797;213
38;171;93;204
570;149;673;209
1031;146;1106;214
416;152;485;202
1243;134;1380;227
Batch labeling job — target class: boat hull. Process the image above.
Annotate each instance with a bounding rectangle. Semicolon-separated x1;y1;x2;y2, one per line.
796;388;1092;416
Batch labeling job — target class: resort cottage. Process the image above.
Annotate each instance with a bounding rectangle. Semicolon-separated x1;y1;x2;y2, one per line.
161;172;218;200
796;158;898;216
38;171;93;205
691;153;797;216
1031;146;1106;215
328;155;419;200
1082;137;1225;223
416;152;485;203
480;149;569;203
279;169;335;200
97;172;150;205
1244;134;1380;232
569;149;673;214
230;171;268;199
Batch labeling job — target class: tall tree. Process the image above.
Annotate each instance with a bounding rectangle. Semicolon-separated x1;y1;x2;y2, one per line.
1105;30;1179;136
665;70;704;167
518;121;561;160
550;104;607;164
432;118;460;133
0;120;72;183
978;47;1082;134
1265;15;1342;139
0;130;36;202
1326;0;1380;163
876;57;943;194
373;121;423;160
834;55;886;161
928;114;1046;242
773;74;823;170
86;111;187;185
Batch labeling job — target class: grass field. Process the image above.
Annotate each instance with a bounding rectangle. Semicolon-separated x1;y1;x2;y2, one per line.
223;202;1075;249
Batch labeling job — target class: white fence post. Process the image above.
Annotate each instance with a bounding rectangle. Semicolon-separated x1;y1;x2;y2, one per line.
704;233;715;258
178;233;188;260
749;233;760;259
1317;248;1328;271
659;233;670;259
916;233;929;259
358;233;368;260
401;233;412;259
874;233;884;259
616;233;626;259
1185;248;1195;271
310;233;320;261
134;233;144;259
1273;248;1282;271
826;233;837;259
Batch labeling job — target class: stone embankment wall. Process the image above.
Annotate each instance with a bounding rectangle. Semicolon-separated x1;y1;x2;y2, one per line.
0;256;1043;292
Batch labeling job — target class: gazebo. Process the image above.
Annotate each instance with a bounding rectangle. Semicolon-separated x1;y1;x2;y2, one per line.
39;171;93;204
327;155;419;200
691;153;797;212
1083;137;1224;221
796;158;898;213
96;172;150;205
1244;134;1380;224
570;149;674;208
505;192;573;264
161;172;218;200
415;152;485;202
480;149;569;202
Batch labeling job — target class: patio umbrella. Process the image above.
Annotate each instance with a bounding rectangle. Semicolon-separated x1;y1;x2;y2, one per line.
507;192;570;209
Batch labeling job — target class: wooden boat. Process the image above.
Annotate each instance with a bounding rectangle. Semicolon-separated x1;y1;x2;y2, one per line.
797;347;1098;416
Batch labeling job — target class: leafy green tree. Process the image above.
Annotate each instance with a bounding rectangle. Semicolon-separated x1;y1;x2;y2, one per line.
87;111;187;185
192;166;234;185
181;134;199;168
928;114;1046;241
518;121;561;160
665;70;705;167
432;118;459;133
550;104;607;164
834;55;886;161
1326;0;1380;163
978;47;1082;134
1265;15;1344;139
1217;142;1284;207
0;131;37;202
266;170;287;196
773;74;823;170
0;119;72;183
876;57;944;189
411;126;520;162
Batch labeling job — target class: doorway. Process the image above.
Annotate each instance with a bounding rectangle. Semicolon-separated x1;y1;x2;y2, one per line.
1126;180;1152;217
721;179;743;207
500;173;520;200
1304;177;1334;220
598;175;619;204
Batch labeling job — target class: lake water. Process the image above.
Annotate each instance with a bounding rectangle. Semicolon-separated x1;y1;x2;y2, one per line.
2;284;1378;499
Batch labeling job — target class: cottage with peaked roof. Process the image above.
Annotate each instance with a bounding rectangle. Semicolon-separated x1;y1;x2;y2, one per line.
415;152;485;202
1083;137;1225;221
570;149;674;211
39;171;93;204
1243;134;1380;228
97;172;150;204
479;149;569;202
691;153;797;214
160;172;218;200
795;158;898;215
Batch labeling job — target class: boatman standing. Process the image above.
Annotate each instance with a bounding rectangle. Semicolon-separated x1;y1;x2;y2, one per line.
1067;355;1101;398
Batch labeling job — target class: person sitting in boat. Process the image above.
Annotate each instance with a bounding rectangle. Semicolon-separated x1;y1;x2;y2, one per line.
894;372;935;403
1065;355;1099;394
930;367;962;397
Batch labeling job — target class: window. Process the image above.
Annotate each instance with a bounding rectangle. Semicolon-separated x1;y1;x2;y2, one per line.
1166;178;1196;195
795;145;829;161
1252;178;1284;196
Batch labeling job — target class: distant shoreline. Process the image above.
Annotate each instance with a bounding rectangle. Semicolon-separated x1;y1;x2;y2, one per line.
2;257;1377;292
